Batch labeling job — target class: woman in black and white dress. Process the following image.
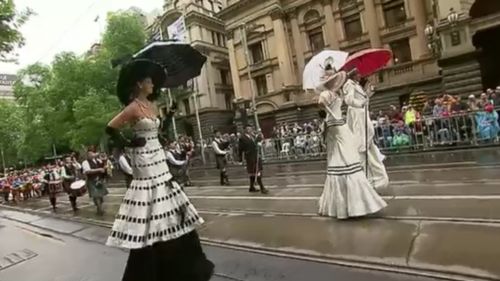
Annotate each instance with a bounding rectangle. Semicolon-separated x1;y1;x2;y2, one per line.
105;59;213;281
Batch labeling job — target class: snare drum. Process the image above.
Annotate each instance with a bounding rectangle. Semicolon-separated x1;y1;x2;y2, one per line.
48;180;62;194
70;180;87;197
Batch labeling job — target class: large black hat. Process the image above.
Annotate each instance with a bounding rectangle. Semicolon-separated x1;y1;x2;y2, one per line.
116;58;166;106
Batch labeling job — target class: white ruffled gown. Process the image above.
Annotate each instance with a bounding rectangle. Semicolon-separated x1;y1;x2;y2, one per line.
344;79;389;190
318;90;387;219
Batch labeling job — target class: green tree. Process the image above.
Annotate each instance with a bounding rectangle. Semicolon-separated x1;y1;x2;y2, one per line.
101;11;146;60
13;63;54;162
0;100;24;167
0;0;34;62
12;10;148;161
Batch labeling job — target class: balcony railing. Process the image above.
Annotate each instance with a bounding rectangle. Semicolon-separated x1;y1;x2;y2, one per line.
376;59;440;87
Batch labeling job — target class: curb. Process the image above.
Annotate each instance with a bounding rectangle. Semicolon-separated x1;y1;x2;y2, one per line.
190;145;500;170
0;205;497;281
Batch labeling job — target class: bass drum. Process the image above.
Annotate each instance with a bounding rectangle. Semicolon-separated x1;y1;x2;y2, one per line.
70;180;87;197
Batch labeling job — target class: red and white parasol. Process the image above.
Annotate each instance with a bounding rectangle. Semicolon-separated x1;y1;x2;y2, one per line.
341;48;392;77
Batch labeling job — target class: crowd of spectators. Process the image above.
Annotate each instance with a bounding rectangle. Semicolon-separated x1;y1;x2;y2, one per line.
374;88;500;149
179;87;500;164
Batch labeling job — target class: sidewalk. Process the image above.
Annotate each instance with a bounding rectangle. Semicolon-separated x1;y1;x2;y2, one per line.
200;214;500;281
1;206;499;281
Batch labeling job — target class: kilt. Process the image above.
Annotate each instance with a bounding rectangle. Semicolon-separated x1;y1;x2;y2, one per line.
87;179;108;199
245;156;263;175
215;155;227;170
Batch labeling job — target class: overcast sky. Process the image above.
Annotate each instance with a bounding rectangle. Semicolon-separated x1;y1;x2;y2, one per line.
0;0;163;74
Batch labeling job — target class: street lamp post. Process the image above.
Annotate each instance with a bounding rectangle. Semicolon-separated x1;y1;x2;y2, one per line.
424;7;461;56
1;145;6;176
192;86;206;165
239;23;260;131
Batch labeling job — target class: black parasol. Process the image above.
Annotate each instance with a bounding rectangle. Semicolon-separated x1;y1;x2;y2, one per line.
133;40;207;88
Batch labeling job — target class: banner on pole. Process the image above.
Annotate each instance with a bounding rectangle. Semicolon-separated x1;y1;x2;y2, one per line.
167;16;187;42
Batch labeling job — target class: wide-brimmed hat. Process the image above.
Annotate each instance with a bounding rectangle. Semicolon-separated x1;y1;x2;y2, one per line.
317;69;347;92
116;59;166;105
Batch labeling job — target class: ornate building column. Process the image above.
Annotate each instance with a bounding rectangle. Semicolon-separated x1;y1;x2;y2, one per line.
288;8;306;80
322;0;340;49
362;0;382;48
409;0;430;58
271;8;296;86
226;31;242;99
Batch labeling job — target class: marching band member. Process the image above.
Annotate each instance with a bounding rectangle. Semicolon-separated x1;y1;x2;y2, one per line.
61;156;81;212
82;146;109;215
117;150;133;188
165;141;188;186
46;164;62;212
238;125;268;194
212;130;230;186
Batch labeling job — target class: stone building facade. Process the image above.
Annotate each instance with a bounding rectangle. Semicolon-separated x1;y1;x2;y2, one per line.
150;0;498;138
152;0;235;139
217;0;490;136
0;74;16;101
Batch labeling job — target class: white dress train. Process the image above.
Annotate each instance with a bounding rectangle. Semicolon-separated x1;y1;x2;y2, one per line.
343;79;389;190
318;90;387;219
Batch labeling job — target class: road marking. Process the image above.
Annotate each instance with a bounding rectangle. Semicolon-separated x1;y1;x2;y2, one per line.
36;206;57;211
284;184;324;188
190;196;317;200
190;195;500;200
390;195;500;200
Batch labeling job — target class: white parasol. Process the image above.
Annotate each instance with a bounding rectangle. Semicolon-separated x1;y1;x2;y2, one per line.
302;50;349;92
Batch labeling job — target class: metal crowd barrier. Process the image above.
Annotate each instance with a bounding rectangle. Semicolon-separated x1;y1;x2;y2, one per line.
374;110;500;152
189;109;500;165
261;110;499;161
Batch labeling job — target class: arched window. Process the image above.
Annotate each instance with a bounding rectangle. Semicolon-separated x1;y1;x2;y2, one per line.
303;9;320;24
339;0;362;40
303;9;324;53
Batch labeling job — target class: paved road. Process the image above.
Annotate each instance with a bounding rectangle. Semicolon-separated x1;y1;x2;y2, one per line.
3;161;500;280
0;217;439;281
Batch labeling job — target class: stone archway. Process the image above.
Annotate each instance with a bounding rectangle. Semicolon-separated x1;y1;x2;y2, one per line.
255;101;278;114
470;0;500;89
255;101;278;137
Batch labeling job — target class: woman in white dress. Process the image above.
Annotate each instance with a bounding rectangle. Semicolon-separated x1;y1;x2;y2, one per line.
317;66;387;219
343;70;389;189
105;59;213;281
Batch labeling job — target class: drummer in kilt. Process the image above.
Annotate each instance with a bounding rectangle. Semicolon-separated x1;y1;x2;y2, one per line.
82;146;109;215
61;156;82;212
212;130;230;186
238;124;269;194
44;164;63;212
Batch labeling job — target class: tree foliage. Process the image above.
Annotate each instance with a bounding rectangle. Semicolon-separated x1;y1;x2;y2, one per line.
0;0;34;62
10;11;147;163
0;100;24;167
